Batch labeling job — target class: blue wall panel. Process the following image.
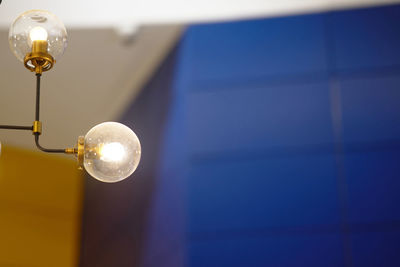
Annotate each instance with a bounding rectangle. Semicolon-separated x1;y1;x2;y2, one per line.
186;15;328;83
344;150;400;223
189;234;344;267
329;5;400;72
130;4;400;267
351;231;400;267
340;75;400;145
178;13;346;266
188;154;339;233
186;82;334;155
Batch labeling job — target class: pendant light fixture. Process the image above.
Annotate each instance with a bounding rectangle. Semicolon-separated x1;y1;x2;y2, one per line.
1;10;141;183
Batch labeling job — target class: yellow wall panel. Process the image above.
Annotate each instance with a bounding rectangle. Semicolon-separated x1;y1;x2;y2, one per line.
0;145;83;267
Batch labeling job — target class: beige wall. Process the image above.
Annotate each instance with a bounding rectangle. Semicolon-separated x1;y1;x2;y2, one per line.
0;145;83;267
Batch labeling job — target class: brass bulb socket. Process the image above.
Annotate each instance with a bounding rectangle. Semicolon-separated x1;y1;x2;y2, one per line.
24;41;55;74
65;148;77;154
32;40;48;54
65;136;85;170
77;136;85;170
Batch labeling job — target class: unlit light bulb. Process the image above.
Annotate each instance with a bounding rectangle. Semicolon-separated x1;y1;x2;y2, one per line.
29;26;48;41
83;122;141;183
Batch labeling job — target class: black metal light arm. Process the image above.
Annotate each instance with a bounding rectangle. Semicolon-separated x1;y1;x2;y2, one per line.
0;125;33;131
34;134;65;153
0;73;74;154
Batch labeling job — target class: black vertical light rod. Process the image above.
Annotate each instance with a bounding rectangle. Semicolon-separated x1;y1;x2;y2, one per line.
35;73;41;121
33;73;66;153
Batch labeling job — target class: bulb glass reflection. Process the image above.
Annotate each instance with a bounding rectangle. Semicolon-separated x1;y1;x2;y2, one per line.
84;122;141;183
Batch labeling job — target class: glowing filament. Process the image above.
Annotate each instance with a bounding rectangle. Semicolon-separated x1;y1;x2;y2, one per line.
29;26;48;41
100;142;125;162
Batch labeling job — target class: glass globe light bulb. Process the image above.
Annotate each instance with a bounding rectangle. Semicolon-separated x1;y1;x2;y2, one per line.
9;10;67;63
83;122;141;183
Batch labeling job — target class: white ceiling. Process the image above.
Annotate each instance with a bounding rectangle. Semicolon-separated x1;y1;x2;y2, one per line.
0;0;399;152
0;0;399;30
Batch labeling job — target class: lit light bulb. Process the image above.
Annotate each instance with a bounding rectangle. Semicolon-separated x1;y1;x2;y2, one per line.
83;122;141;183
29;26;48;41
9;10;68;63
100;142;125;162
